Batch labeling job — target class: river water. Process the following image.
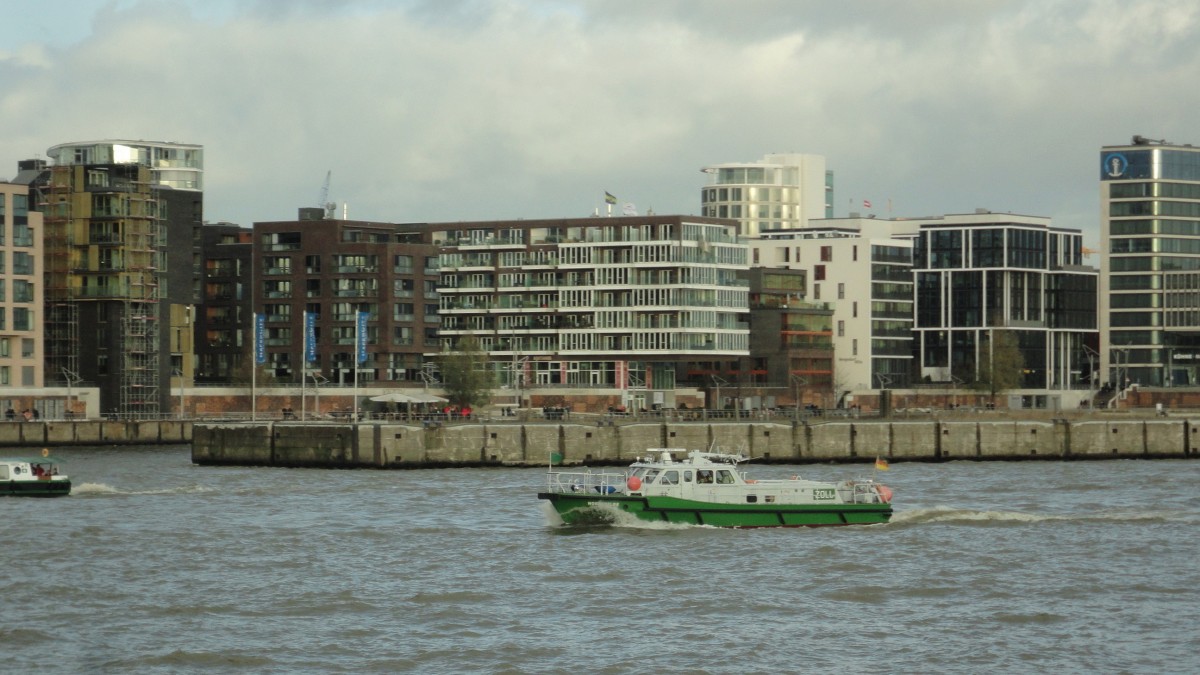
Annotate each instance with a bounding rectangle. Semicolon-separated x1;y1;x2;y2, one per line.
4;446;1198;674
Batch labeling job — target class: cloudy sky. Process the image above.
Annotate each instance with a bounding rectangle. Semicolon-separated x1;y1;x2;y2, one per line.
2;0;1198;246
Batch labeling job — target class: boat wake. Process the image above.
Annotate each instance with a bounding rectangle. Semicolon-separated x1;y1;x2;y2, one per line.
889;505;1196;526
72;482;217;497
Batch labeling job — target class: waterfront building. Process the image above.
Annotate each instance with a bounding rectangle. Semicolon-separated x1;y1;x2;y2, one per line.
250;213;748;412
753;219;916;399
1100;136;1200;388
28;140;203;416
195;223;252;383
744;267;834;408
700;153;833;238
253;213;442;387
435;215;749;409
0;182;45;402
913;212;1097;408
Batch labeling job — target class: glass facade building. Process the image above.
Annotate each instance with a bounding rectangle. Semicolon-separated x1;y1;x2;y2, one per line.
1101;137;1200;387
913;213;1097;398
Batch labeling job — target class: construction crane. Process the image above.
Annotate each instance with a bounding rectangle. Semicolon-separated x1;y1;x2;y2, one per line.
319;170;336;219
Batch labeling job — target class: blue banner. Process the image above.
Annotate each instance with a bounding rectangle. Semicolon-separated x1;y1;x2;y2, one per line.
254;313;266;364
356;311;369;364
305;311;317;363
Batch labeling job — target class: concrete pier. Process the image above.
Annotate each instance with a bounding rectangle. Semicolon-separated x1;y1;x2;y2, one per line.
191;417;1198;468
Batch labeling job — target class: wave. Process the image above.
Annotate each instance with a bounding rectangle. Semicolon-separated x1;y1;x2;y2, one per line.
889;505;1197;526
71;482;217;496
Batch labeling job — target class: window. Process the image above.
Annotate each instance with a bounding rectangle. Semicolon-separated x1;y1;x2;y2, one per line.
820;246;833;262
814;265;826;281
853;301;858;318
12;252;32;275
837;320;845;337
13;308;30;331
21;339;33;358
852;339;858;356
813;284;821;300
838;283;845;300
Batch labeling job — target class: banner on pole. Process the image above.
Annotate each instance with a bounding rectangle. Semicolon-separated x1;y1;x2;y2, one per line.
305;311;317;363
255;313;266;364
356;311;369;364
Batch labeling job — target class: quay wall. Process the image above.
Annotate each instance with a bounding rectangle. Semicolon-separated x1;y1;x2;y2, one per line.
0;420;195;449
191;418;1198;468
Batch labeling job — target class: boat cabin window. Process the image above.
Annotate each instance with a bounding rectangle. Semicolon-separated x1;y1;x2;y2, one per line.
659;470;679;485
643;468;661;484
0;465;7;479
697;470;714;484
715;469;736;484
683;470;693;483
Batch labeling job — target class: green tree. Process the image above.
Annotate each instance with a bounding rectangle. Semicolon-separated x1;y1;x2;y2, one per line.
438;336;497;409
974;329;1024;403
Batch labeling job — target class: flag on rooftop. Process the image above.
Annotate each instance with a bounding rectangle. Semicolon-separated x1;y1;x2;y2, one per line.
863;199;872;209
605;192;617;205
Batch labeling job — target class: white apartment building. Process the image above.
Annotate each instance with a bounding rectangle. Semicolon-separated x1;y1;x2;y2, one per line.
753;218;916;397
700;153;833;238
436;215;749;399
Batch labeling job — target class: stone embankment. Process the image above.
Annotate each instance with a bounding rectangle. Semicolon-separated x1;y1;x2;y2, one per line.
191;417;1197;468
0;420;191;448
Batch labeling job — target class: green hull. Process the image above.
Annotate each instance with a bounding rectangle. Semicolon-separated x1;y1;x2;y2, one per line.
538;492;891;528
2;481;72;497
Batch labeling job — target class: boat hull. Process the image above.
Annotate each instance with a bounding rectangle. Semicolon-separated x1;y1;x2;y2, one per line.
538;492;891;527
2;480;72;497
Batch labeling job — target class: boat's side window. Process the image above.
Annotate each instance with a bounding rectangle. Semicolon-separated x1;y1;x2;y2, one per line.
643;469;661;484
660;470;679;485
697;470;713;484
715;470;735;484
0;465;7;480
683;470;693;483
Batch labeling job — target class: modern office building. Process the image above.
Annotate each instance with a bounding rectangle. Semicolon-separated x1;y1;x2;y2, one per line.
753;219;916;399
1100;136;1200;388
700;153;833;238
30;140;204;416
0;182;44;398
913;212;1097;408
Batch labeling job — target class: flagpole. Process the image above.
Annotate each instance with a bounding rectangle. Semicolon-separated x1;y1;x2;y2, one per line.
354;313;360;425
251;312;258;422
301;310;307;421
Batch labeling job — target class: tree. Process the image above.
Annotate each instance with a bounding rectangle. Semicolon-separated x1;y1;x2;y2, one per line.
974;329;1024;404
438;336;497;409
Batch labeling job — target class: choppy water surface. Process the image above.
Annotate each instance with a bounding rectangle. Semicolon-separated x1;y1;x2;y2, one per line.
4;446;1198;674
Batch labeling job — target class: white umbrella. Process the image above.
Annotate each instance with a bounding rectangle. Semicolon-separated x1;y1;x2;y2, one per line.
369;392;418;404
408;393;448;404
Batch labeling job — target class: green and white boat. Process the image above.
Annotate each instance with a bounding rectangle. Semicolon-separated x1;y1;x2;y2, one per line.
1;453;71;497
538;449;892;528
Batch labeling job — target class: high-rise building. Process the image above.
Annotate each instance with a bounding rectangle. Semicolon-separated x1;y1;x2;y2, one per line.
31;140;203;416
700;153;833;238
1100;136;1200;388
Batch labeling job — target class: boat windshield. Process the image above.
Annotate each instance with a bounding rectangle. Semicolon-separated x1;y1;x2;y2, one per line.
642;468;661;484
659;470;680;485
715;469;736;484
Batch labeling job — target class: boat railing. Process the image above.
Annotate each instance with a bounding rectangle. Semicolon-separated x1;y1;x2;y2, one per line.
545;469;628;495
